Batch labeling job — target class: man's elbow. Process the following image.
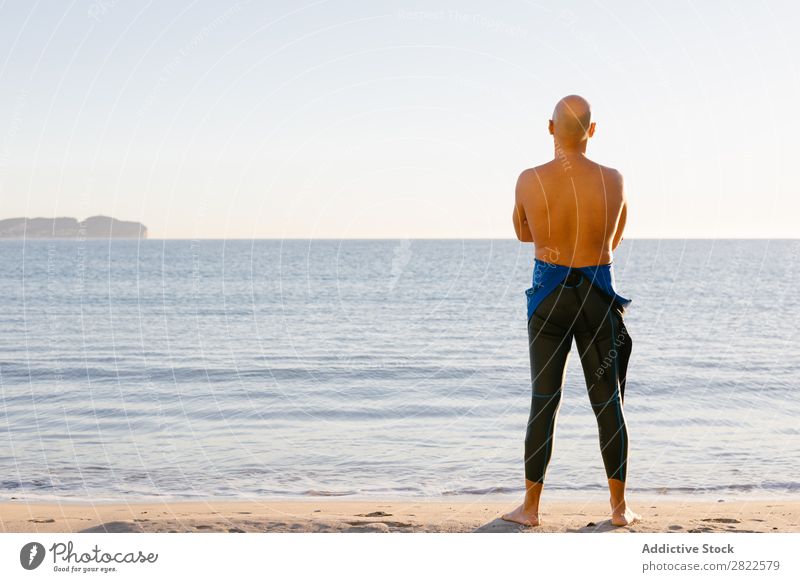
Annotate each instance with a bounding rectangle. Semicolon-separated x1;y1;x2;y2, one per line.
512;211;522;241
513;207;533;242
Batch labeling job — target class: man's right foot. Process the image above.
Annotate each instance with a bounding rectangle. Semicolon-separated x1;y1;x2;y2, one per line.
501;504;541;527
610;502;641;526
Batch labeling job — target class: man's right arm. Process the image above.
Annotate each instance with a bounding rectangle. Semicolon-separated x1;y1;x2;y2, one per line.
611;172;627;250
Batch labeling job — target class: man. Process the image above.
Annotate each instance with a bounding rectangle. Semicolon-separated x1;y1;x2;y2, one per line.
502;95;640;527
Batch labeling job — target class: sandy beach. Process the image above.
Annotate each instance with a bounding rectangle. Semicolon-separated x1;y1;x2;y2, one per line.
1;497;798;533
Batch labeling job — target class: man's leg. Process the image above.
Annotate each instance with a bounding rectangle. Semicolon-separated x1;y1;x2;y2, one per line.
614;310;632;406
502;296;572;527
524;319;572;484
575;321;628;482
574;287;640;526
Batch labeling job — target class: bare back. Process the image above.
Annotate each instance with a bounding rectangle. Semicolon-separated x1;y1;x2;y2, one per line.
515;155;626;267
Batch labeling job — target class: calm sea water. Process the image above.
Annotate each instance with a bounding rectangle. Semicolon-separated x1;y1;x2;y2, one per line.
0;239;798;502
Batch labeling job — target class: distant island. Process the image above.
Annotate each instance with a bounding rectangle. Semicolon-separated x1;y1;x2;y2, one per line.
0;216;148;239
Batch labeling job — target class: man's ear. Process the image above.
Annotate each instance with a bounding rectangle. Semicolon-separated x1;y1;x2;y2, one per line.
548;119;554;135
587;121;596;138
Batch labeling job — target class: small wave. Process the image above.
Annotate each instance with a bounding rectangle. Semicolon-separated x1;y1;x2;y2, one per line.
443;486;519;496
303;489;359;497
636;482;800;494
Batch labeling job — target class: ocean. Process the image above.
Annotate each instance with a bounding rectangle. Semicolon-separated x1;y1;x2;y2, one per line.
0;239;798;502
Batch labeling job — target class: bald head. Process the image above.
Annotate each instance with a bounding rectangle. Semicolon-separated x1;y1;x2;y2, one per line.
550;95;593;145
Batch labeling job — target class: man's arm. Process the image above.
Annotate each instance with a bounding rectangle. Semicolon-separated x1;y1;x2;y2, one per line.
513;171;534;242
611;172;627;250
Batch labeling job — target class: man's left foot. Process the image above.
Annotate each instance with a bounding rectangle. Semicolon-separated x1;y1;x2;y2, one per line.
501;504;541;527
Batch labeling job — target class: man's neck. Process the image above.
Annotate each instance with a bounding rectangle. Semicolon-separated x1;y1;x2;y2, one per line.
553;142;589;170
553;140;587;158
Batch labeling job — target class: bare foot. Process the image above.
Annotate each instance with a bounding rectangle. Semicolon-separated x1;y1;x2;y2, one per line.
501;503;541;527
611;504;641;527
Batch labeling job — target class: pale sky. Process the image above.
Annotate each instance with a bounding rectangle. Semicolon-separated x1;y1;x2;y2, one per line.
0;0;798;239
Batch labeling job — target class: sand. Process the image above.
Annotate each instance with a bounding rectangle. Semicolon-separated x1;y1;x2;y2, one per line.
2;497;798;533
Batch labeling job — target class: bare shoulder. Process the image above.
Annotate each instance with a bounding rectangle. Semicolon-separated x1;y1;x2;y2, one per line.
518;162;552;180
596;163;625;197
518;161;560;186
595;162;622;180
515;166;547;198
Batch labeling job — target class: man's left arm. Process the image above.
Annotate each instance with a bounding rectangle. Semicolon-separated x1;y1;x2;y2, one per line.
513;171;534;242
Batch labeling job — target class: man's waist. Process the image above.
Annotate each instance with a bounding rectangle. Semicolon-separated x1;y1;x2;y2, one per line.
534;257;613;269
562;270;584;287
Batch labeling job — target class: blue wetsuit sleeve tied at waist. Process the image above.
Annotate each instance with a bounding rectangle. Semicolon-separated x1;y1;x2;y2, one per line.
525;259;632;321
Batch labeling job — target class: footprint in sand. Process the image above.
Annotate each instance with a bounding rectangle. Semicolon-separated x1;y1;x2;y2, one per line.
28;518;55;523
701;518;740;524
668;525;683;530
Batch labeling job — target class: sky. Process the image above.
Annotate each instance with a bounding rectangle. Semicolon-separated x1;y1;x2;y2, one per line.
0;0;798;239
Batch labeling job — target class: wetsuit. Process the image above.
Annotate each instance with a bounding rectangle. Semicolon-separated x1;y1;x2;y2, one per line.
523;259;633;484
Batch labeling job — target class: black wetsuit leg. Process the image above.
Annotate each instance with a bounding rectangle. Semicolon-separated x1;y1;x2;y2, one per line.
524;270;632;484
571;275;631;483
615;316;632;406
524;282;574;484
